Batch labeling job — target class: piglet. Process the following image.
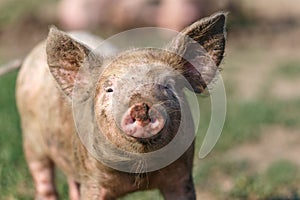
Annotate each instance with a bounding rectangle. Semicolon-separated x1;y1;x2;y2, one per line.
16;12;226;200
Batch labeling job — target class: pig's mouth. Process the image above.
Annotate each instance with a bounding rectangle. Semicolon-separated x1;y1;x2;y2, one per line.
121;103;166;139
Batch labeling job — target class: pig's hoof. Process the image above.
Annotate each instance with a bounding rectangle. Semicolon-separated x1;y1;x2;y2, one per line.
121;103;165;138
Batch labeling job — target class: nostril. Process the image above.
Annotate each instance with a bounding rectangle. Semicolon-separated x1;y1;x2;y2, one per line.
130;103;150;122
142;103;150;111
150;118;156;123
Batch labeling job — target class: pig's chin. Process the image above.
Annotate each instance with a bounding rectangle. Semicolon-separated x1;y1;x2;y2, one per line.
121;110;165;139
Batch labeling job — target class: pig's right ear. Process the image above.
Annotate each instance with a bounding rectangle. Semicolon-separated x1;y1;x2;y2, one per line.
46;27;91;98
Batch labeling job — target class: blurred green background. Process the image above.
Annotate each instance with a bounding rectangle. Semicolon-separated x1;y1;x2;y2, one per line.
1;0;300;199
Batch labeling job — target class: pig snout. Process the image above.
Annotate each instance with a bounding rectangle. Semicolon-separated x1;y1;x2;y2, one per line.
121;103;166;138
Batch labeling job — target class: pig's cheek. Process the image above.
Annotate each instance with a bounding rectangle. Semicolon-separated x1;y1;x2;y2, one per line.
95;95;114;132
100;93;116;121
100;91;113;107
95;94;109;115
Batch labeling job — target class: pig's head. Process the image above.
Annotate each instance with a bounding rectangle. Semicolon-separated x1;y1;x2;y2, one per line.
46;12;226;154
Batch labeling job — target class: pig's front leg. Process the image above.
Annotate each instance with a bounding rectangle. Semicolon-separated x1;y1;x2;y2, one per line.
28;159;58;200
160;174;196;200
68;177;80;200
80;182;114;200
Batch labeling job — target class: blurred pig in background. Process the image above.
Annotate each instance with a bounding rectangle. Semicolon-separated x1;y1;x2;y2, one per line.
58;0;205;31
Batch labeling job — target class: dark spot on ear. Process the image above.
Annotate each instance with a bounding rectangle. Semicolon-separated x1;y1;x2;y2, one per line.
101;110;107;118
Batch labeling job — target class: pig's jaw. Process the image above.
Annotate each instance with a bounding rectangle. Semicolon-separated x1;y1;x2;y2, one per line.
121;104;166;139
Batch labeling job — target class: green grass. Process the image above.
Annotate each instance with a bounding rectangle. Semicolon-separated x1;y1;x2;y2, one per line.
196;96;300;154
193;159;300;199
277;60;300;79
0;71;34;199
230;160;300;199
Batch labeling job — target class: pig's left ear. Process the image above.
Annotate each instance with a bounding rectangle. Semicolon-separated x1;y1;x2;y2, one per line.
169;12;227;93
46;27;91;97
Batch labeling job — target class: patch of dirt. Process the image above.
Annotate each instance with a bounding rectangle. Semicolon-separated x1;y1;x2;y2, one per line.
227;125;300;171
271;78;300;100
225;27;300;100
196;190;218;200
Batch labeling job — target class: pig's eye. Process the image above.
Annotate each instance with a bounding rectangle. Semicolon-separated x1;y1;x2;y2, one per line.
106;88;113;93
164;79;175;90
164;83;174;90
166;83;172;88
